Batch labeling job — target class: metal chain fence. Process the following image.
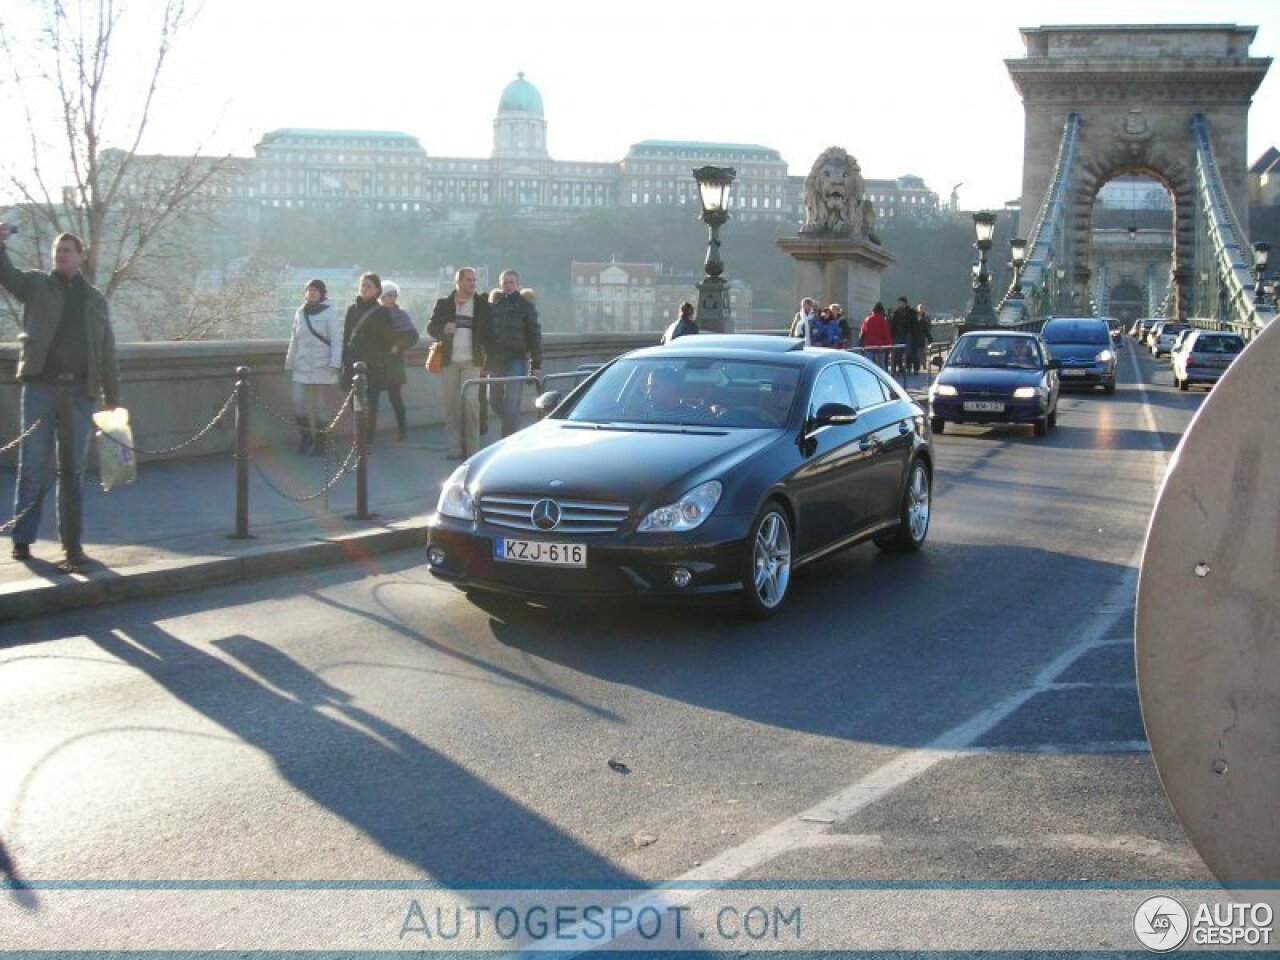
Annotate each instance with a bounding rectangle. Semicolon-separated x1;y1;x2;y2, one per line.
0;416;44;456
247;438;360;503
0;474;56;535
86;389;238;457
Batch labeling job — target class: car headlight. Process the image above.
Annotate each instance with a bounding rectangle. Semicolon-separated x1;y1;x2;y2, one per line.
1012;386;1040;399
637;480;722;533
930;384;957;397
1096;349;1114;363
436;464;475;520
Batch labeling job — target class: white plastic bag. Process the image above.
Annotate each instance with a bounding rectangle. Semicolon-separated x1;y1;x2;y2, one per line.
92;407;137;491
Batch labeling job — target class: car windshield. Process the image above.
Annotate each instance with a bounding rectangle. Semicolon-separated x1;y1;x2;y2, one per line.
1042;322;1109;345
947;335;1041;369
1196;335;1245;355
1161;325;1189;337
562;357;801;428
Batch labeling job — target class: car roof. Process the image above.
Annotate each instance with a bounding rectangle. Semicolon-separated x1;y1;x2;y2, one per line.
957;329;1037;340
628;334;812;366
1044;316;1107;325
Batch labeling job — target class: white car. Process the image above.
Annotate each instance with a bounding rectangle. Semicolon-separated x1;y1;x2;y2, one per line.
1151;323;1190;357
1171;330;1246;390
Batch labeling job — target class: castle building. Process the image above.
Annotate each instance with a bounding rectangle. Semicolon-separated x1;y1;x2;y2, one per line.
246;73;938;224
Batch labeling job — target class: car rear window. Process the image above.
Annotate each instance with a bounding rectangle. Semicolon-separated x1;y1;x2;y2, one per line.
1196;335;1245;355
1041;321;1109;345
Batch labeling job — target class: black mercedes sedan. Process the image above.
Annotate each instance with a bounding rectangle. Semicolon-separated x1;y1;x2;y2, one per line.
426;335;934;617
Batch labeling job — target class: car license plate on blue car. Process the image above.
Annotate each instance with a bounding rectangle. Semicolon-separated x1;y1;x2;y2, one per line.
963;401;1004;412
495;538;587;567
1062;369;1088;377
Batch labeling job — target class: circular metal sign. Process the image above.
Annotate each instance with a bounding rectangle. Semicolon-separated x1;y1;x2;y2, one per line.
1137;317;1280;888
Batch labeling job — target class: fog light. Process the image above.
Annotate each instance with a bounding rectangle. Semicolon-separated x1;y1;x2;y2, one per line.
427;547;446;566
671;568;692;588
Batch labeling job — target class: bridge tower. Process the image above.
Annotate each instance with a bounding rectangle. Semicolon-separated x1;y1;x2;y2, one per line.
1007;25;1270;319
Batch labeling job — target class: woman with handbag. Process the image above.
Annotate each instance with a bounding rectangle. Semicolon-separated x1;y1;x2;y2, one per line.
284;278;343;455
426;266;492;459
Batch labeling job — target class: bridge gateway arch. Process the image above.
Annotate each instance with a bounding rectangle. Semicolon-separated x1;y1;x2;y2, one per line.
1003;24;1272;326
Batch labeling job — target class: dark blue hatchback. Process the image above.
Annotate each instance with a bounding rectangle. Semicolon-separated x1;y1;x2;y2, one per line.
928;331;1061;438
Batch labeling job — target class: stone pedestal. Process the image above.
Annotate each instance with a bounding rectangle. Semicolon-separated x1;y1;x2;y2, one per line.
775;235;896;318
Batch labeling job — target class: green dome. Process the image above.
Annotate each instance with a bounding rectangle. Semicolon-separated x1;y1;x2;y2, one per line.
497;72;544;116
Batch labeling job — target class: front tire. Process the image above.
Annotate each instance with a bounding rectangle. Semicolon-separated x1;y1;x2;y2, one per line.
739;503;792;619
1033;416;1048;437
930;417;946;434
875;458;931;552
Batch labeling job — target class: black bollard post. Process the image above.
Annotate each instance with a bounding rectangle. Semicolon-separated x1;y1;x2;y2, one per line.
353;361;371;520
229;365;253;539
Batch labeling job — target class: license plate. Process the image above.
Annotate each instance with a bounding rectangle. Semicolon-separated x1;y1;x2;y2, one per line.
963;401;1005;412
495;538;587;567
1062;368;1088;377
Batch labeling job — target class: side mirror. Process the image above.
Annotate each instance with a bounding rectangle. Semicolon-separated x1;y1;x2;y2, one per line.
534;390;563;418
812;402;857;427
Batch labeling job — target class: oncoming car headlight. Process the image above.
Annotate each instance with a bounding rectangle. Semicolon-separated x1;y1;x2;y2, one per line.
930;384;958;398
436;464;475;520
1012;386;1041;399
637;480;722;533
1096;349;1115;363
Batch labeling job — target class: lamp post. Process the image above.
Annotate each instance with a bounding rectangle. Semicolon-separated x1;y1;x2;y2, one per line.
962;211;997;332
1055;267;1067;315
1008;236;1027;301
1252;241;1271;309
692;165;736;333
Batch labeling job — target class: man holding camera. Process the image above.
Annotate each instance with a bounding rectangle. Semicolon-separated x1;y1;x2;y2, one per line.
1;223;120;573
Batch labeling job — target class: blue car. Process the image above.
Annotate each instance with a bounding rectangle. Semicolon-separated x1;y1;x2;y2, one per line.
928;331;1061;438
1041;316;1117;393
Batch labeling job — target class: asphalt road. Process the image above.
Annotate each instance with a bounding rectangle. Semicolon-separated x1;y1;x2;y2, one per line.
0;339;1230;954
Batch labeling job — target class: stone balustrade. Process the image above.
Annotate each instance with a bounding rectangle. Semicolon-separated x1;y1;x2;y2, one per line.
1;333;656;467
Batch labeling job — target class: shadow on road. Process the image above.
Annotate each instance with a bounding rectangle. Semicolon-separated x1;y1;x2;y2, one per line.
84;623;640;887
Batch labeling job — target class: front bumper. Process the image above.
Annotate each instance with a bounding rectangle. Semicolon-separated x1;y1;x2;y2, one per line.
930;396;1047;425
1057;364;1114;388
426;516;748;600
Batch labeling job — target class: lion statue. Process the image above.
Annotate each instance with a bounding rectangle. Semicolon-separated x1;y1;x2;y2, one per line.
800;146;876;241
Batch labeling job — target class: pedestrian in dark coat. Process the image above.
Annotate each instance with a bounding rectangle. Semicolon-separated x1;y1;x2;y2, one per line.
660;301;699;344
342;272;396;448
377;280;420;441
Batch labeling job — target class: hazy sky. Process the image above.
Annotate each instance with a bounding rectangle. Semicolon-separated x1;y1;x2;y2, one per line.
3;0;1279;211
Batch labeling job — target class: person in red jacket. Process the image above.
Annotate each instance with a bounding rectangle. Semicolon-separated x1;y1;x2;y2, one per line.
859;302;893;369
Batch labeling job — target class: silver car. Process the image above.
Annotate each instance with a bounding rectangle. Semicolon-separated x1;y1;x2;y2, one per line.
1151;322;1190;358
1171;330;1246;390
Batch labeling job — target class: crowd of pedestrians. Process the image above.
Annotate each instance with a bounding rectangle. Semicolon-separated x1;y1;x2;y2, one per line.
789;294;933;374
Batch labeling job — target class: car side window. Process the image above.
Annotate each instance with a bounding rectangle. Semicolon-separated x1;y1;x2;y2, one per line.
808;366;856;418
844;364;889;410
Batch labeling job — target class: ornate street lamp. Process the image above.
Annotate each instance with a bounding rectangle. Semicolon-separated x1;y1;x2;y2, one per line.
963;211;998;332
1008;237;1027;300
1055;266;1068;315
692;165;736;333
1253;241;1271;308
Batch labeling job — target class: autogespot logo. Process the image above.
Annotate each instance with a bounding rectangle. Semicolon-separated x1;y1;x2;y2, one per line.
1134;895;1190;952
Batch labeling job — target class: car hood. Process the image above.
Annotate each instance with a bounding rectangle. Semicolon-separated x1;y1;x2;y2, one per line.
467;420;778;503
1044;343;1108;363
938;366;1044;390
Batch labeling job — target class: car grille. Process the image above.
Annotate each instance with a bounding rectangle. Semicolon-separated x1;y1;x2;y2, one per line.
479;494;631;533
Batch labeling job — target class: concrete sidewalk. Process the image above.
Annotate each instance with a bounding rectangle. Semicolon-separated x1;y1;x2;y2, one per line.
0;424;461;621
